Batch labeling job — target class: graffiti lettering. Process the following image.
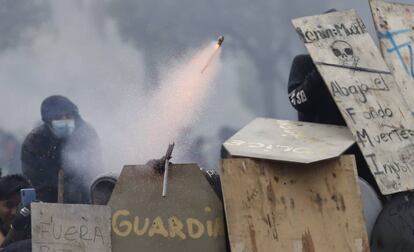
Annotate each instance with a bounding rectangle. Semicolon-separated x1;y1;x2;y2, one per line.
379;29;414;79
296;19;367;43
112;209;225;239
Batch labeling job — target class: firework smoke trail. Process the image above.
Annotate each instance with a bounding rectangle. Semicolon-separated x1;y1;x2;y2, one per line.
131;41;222;162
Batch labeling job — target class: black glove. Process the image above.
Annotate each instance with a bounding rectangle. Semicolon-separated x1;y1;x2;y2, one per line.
11;207;31;231
147;158;173;174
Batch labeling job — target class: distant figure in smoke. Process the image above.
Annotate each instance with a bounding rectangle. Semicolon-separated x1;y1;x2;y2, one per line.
21;95;102;203
0;131;21;175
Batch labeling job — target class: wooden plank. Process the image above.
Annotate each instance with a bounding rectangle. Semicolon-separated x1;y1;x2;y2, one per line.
223;118;355;163
31;203;112;252
292;10;414;195
108;164;226;252
221;156;369;252
370;0;414;114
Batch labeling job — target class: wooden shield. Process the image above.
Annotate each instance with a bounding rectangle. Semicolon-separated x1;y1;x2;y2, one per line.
31;203;112;252
221;156;369;252
292;10;414;195
223;118;354;163
370;0;414;114
108;164;226;252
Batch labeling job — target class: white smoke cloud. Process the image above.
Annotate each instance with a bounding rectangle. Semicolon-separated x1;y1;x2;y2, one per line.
0;0;231;181
0;1;146;135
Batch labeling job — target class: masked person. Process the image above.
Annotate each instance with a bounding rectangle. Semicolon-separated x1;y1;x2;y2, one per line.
21;95;102;204
0;175;32;249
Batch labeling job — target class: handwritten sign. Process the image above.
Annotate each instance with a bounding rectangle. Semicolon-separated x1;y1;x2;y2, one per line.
292;10;414;195
221;156;369;252
108;164;226;252
370;0;414;114
31;203;111;252
223;118;355;163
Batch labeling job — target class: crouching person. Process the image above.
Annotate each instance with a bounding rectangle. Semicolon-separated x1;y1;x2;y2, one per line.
0;175;32;249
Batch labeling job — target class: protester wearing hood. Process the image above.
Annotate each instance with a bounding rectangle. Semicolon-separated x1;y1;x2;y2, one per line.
0;175;32;249
288;52;380;194
288;8;345;125
287;7;380;193
21;95;102;204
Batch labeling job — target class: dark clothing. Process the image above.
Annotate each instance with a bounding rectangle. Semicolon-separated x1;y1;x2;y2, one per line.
1;239;31;252
0;219;9;240
0;175;31;201
41;95;79;122
21;119;101;203
288;54;346;125
288;54;379;193
0;213;31;249
0;228;30;249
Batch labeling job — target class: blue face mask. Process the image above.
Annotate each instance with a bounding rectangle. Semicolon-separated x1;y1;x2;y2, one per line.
51;119;75;138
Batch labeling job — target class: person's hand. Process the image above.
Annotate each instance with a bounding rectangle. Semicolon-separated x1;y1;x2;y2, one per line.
11;207;31;231
147;143;175;174
146;158;170;174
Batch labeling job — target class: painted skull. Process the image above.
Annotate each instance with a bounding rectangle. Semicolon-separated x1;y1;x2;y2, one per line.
331;40;359;67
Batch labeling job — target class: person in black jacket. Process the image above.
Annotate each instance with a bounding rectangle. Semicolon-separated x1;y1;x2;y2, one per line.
288;54;346;125
0;175;32;249
288;54;379;193
21;95;102;204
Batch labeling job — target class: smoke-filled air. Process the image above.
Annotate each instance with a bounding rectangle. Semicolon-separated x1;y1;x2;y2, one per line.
4;0;414;250
0;1;222;180
106;42;222;170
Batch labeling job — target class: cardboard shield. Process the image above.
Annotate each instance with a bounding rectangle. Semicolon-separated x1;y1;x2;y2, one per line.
108;164;226;252
292;10;414;195
370;0;414;114
31;203;112;252
221;156;369;252
223;118;355;163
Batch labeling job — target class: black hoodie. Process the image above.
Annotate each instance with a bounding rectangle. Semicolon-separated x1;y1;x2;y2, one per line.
288;55;380;194
21;96;102;203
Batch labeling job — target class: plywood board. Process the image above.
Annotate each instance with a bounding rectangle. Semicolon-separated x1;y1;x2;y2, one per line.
221;156;369;252
31;203;112;252
370;0;414;114
292;10;414;195
223;118;354;163
108;164;226;252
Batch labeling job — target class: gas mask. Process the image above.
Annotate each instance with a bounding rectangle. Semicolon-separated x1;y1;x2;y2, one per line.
50;119;75;139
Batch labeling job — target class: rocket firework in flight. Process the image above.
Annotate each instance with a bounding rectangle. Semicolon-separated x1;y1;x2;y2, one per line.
217;36;224;47
201;36;224;73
